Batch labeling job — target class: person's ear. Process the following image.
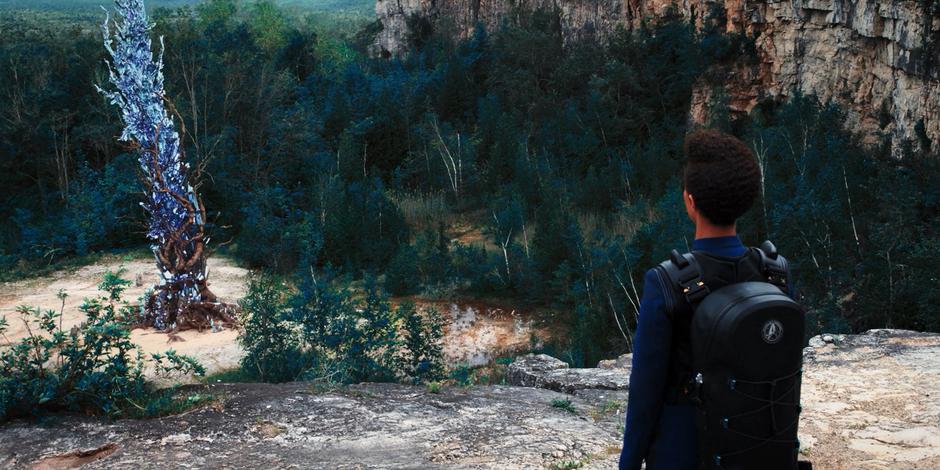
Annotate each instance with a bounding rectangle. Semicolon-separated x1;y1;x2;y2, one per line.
683;189;696;220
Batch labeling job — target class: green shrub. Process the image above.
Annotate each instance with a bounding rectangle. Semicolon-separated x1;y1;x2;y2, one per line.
8;155;141;262
448;362;474;386
236;272;307;383
550;460;586;470
338;277;400;383
237;272;446;385
397;301;446;384
0;269;204;422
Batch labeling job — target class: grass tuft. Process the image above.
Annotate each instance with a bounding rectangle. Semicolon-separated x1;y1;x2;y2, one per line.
550;398;576;413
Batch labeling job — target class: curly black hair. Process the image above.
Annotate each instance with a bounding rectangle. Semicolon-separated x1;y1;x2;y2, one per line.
682;129;761;226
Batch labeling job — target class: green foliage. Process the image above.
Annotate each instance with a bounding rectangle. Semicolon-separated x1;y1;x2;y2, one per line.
589;400;625;421
0;269;204;422
385;226;453;296
1;0;937;370
340;277;400;383
236;273;305;382
397;301;446;384
736;93;940;336
202;367;257;384
237;271;446;385
550;460;587;470
551;397;576;413
248;0;291;52
385;244;421;296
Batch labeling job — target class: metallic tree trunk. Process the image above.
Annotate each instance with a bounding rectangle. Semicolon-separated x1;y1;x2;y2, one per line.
98;0;235;330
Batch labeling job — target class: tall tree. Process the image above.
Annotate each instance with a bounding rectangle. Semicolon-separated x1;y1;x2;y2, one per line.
98;0;234;330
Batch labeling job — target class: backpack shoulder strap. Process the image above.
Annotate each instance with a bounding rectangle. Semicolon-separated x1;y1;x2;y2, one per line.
655;249;710;320
754;240;790;293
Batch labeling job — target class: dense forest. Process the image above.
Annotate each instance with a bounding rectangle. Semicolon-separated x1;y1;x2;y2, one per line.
1;0;937;369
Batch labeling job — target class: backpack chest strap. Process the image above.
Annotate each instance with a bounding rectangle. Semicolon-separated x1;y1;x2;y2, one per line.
661;249;711;309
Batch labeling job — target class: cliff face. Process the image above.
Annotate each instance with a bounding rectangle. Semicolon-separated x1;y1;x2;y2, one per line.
373;0;940;155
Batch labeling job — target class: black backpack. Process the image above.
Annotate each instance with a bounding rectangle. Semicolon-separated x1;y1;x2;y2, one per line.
656;240;810;470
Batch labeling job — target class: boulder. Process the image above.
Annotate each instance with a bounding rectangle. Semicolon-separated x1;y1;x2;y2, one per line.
507;353;630;394
597;354;631;369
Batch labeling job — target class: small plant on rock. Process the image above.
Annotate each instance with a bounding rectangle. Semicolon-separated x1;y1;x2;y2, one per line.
551;398;576;413
426;381;443;394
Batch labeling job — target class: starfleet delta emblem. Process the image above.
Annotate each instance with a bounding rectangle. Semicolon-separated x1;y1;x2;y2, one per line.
762;319;784;344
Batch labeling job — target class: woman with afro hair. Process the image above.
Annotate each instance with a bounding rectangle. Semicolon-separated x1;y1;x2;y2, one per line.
618;129;769;469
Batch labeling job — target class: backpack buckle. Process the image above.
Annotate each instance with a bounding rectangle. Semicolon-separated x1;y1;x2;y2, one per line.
757;241;789;290
681;279;710;303
767;269;788;287
660;250;711;310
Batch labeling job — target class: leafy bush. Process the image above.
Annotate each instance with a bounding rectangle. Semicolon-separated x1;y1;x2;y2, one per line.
237;271;446;385
396;301;446;384
235;178;409;274
0;269;205;422
385;227;453;296
426;381;443;393
236;272;307;383
331;276;401;383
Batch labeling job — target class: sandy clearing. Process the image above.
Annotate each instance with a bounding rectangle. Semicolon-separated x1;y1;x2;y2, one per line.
0;255;249;379
1;255;546;380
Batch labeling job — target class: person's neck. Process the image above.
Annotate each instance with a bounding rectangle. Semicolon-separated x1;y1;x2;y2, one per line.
694;221;737;240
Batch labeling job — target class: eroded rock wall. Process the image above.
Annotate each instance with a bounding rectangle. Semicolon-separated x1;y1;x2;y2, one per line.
373;0;940;155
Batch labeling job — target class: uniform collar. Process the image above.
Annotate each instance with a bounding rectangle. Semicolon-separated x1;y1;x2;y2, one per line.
692;235;745;253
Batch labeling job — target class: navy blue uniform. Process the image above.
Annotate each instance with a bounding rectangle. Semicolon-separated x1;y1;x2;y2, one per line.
619;236;747;470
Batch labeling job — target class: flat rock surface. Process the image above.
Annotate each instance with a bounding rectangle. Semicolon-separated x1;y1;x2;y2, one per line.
799;329;940;469
1;330;938;469
0;383;625;469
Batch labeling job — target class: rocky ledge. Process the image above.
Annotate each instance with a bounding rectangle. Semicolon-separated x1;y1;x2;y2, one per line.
1;330;938;469
506;353;631;397
0;383;626;469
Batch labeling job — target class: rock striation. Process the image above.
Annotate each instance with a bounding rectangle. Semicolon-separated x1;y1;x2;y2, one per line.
0;329;938;469
373;0;940;156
